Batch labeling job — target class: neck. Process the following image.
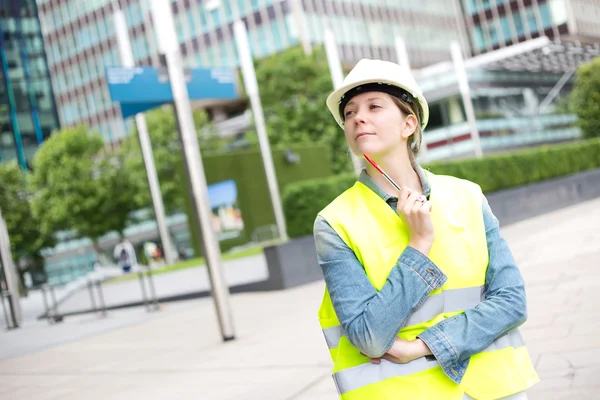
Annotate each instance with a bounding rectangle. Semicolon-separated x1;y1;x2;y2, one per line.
364;151;422;196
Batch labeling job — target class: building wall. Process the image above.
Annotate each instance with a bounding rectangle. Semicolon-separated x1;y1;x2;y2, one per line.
566;0;600;39
0;0;59;168
36;0;469;145
460;0;579;55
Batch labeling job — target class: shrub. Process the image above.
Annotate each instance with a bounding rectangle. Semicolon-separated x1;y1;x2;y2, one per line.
283;138;600;238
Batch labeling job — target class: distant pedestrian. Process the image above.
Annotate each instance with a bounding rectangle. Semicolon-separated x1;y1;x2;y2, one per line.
313;59;539;399
113;237;137;273
177;247;188;261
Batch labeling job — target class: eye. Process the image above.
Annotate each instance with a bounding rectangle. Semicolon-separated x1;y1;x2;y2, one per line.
344;110;355;117
370;104;381;110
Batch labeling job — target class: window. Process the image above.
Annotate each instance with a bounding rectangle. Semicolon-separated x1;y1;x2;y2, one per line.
513;12;525;37
224;0;234;21
488;25;499;46
273;20;284;51
526;8;538;33
499;16;511;41
473;26;485;50
210;8;221;27
427;102;445;130
539;3;553;29
237;0;246;16
187;10;197;36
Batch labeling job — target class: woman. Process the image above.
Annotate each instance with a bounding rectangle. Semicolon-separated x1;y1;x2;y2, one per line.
313;59;539;400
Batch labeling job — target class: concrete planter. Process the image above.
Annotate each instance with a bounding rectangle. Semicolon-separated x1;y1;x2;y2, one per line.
262;235;321;290
487;168;600;226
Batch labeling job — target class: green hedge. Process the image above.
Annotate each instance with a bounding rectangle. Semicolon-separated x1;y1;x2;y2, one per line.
283;138;600;238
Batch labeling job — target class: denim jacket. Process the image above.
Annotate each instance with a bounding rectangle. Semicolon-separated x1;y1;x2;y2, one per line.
313;167;528;384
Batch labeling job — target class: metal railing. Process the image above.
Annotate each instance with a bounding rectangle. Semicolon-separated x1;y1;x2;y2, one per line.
0;290;19;330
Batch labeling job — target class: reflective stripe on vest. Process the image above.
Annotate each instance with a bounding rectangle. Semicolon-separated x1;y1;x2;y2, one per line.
322;285;485;350
332;328;525;395
464;390;528;400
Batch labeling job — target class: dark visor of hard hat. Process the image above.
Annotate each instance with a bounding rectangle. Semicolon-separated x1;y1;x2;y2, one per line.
338;82;419;121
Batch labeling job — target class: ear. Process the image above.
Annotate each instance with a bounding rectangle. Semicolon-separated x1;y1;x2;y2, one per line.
401;114;418;140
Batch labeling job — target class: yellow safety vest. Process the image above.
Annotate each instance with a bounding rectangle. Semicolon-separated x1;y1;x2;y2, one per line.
317;172;539;400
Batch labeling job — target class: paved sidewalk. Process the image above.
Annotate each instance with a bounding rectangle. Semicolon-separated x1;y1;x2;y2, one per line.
0;198;599;399
52;254;268;317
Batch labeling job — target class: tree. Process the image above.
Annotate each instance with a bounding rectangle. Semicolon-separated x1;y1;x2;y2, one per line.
571;56;600;139
249;45;352;174
118;106;224;215
0;161;54;280
29;125;139;254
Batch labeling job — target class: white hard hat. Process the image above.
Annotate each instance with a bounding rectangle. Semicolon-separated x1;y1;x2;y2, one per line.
326;59;429;130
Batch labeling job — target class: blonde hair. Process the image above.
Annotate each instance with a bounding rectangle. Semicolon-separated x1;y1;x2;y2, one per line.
390;96;423;169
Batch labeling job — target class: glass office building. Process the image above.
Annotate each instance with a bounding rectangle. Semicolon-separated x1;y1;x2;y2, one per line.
35;0;469;144
0;0;59;169
461;0;600;55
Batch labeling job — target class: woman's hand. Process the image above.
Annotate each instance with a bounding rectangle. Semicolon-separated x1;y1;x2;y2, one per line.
397;188;434;255
363;338;433;364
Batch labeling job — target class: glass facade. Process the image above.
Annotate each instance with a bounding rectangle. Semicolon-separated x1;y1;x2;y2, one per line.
0;0;59;168
36;0;469;145
462;0;568;54
418;68;580;161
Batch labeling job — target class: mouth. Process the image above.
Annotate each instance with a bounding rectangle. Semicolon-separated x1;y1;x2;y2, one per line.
356;132;374;140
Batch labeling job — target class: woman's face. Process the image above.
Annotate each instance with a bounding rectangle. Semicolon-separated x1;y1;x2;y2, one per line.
342;91;416;157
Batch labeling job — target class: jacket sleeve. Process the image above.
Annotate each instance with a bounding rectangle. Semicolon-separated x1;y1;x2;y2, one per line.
417;195;528;383
314;215;447;358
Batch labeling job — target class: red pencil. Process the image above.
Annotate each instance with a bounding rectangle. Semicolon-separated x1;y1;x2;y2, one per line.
363;154;402;192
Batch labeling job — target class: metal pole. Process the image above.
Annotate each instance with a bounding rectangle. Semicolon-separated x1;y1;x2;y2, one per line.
151;0;235;340
40;285;52;324
323;28;344;90
233;21;288;242
450;41;483;158
394;35;429;163
7;292;18;328
538;69;575;114
323;28;362;174
291;0;312;55
145;268;160;311
113;5;175;265
49;285;60;322
137;271;150;311
1;290;11;329
87;280;97;313
151;0;235;341
0;207;20;325
95;280;107;317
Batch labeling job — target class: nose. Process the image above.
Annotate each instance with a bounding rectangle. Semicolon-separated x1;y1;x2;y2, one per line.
353;108;367;125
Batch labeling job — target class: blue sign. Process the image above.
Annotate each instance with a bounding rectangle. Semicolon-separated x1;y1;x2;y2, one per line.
106;66;238;118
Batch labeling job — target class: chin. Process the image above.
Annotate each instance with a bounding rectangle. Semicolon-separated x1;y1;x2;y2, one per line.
354;142;386;156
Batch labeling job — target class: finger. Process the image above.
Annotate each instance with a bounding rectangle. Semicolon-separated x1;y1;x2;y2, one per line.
412;197;426;214
397;187;412;210
415;200;432;213
370;358;381;364
381;353;402;363
424;200;433;213
403;192;420;215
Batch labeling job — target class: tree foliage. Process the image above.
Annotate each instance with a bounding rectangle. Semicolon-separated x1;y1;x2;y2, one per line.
571;56;600;139
0;161;54;269
249;45;352;174
29;125;139;246
118;106;224;214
